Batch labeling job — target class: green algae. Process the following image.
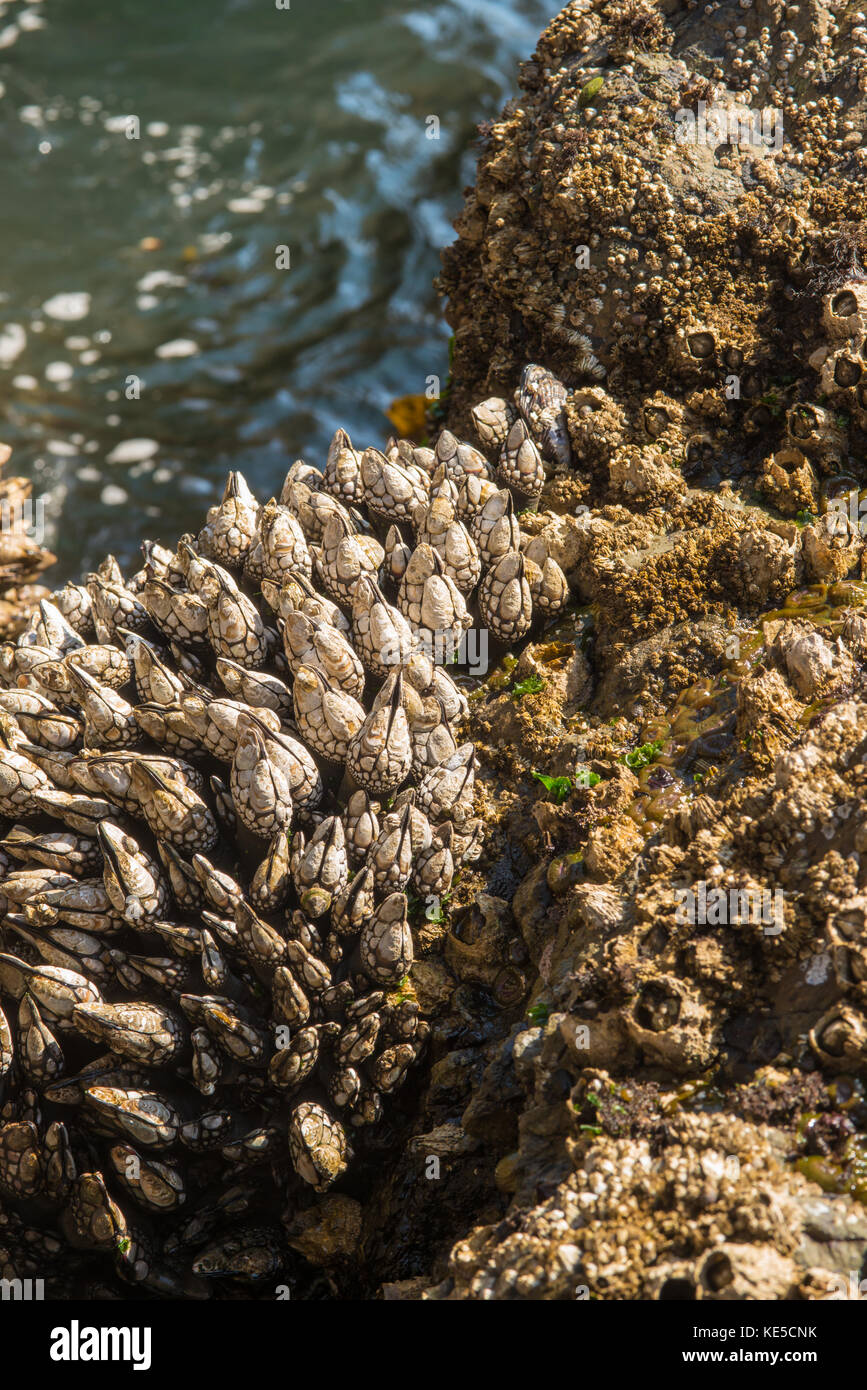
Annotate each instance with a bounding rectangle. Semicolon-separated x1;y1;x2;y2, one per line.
531;770;572;802
546;851;585;894
511;674;545;700
796;1137;867;1204
622;739;663;770
578;76;604;108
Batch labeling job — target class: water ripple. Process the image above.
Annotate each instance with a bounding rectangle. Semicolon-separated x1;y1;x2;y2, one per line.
0;0;557;579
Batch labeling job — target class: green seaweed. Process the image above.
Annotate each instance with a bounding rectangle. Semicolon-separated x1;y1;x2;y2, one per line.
532;770;572;803
511;673;545;699
622;739;663;770
574;768;601;789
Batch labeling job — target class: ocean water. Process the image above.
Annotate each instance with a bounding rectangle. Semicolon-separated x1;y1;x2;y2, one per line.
0;0;557;581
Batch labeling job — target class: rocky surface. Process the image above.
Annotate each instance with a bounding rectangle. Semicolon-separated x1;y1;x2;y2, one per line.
353;0;867;1300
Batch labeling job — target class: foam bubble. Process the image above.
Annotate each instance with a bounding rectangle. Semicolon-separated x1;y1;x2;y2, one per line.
42;292;91;322
45;360;74;383
155;338;198;359
106;438;159;465
0;324;26;365
101;484;129;506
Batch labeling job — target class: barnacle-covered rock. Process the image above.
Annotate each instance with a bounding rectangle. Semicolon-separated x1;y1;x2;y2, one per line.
608;444;685;503
759;447;818;517
822;282;867;341
7;0;862;1307
802;511;862;583
731;529;801;607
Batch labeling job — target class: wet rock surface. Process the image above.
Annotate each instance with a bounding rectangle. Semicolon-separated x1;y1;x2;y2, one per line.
362;0;867;1301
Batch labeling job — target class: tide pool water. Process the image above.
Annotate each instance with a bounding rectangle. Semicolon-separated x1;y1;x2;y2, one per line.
0;0;556;579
